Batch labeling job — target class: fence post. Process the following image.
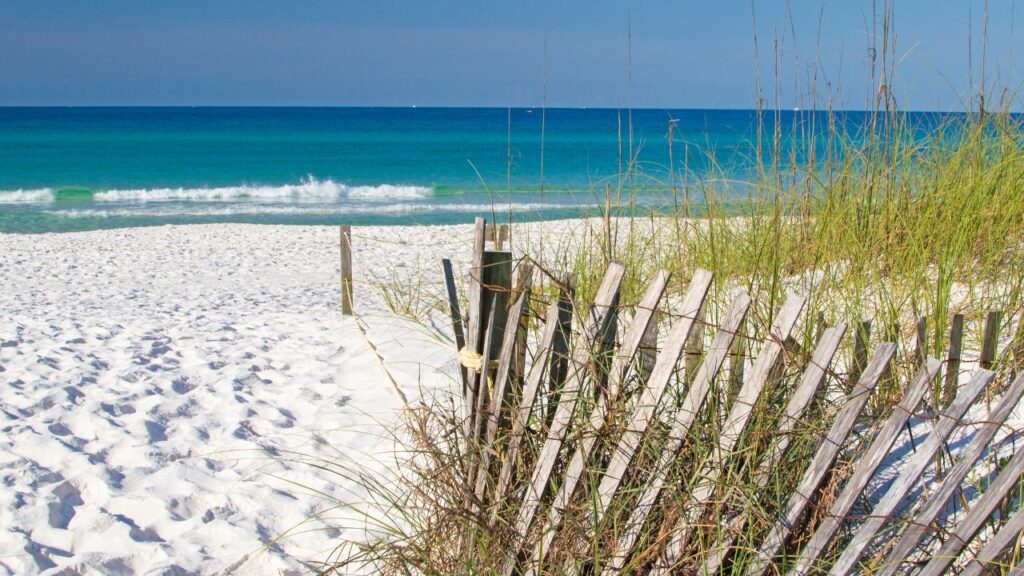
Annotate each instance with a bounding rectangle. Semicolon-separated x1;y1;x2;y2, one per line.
915;316;928;367
464;218;487;436
340;225;353;315
442;258;468;390
945;313;964;404
480;250;514;360
547;272;575;424
981;310;1003;370
851;319;872;384
684;301;706;384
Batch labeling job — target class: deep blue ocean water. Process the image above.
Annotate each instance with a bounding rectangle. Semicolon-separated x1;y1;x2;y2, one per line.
0;107;949;233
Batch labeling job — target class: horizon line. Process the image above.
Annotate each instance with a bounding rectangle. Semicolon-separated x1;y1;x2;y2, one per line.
0;104;1006;115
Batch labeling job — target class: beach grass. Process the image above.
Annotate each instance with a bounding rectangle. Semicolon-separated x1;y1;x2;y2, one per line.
321;102;1024;575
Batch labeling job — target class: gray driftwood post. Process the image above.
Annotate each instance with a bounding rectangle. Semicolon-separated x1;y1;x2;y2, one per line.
340;225;353;315
442;258;467;390
852;319;872;383
945;312;964;403
464;218;487;437
981;310;1004;370
480;250;513;360
546;272;574;425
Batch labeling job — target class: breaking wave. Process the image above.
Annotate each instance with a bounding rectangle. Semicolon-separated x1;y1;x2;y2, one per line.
0;179;434;204
92;179;433;202
0;189;55;203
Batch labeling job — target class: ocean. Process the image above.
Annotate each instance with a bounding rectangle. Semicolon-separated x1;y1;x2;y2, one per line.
0;107;943;233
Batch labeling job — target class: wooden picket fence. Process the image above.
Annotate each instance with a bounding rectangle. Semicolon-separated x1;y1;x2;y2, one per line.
442;217;1024;575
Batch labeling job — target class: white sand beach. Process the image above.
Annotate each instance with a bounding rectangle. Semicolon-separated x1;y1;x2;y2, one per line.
2;221;1022;575
0;224;468;575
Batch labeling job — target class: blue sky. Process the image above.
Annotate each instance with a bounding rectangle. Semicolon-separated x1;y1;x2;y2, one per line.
0;1;1017;110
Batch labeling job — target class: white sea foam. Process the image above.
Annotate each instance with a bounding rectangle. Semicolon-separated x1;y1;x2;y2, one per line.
49;202;575;219
0;188;55;203
346;184;435;200
92;178;433;202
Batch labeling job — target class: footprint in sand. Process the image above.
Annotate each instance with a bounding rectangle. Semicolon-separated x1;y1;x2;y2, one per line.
144;420;168;443
47;481;83;529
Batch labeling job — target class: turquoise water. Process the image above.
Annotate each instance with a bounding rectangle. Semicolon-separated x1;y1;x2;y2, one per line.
0;107;946;233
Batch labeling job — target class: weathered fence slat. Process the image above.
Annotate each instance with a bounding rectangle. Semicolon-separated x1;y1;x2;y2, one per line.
473;266;533;502
652;293;807;574
464;217;487;429
598;292;752;576
960;491;1024;576
450;255;1024;575
828;368;994;575
700;323;849;575
468;298;499;454
579;269;714;530
491;298;563;509
788;357;941;576
497;262;625;576
919;442;1024;576
486;222;511;249
442;258;468;390
521;269;671;575
744;343;896;576
876;371;1024;576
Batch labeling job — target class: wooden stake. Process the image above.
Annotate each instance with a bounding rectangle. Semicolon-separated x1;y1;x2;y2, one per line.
574;269;713;543
340;225;353;315
960;483;1024;576
481;251;513;360
684;300;706;384
546;272;574;425
981;310;1004;370
523;270;672;576
852;319;872;384
637;309;658;385
464;218;487;432
915;316;928;367
945;313;964;404
473;266;533;503
491;298;563;508
442;258;467;390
